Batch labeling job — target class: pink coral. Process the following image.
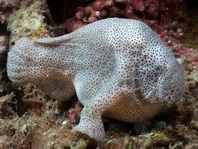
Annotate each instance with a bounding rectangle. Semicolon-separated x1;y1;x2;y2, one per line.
91;0;105;10
85;6;93;16
64;0;183;41
65;19;85;32
75;10;84;20
130;0;145;12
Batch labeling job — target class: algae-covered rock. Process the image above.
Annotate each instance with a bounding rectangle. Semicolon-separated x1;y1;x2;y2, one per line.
7;0;53;46
141;132;170;148
71;140;87;149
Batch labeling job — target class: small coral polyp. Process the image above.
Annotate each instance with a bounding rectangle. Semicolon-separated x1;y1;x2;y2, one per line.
7;18;185;140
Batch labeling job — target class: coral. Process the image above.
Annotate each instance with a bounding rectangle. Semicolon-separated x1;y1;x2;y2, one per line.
65;0;181;36
7;0;53;46
7;18;184;140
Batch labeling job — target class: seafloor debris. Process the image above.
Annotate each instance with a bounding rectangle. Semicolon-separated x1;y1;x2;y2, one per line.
100;132;170;148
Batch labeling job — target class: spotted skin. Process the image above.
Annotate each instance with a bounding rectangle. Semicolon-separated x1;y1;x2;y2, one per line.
7;18;185;140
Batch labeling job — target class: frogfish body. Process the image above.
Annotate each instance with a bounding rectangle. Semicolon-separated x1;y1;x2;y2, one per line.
7;18;185;140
